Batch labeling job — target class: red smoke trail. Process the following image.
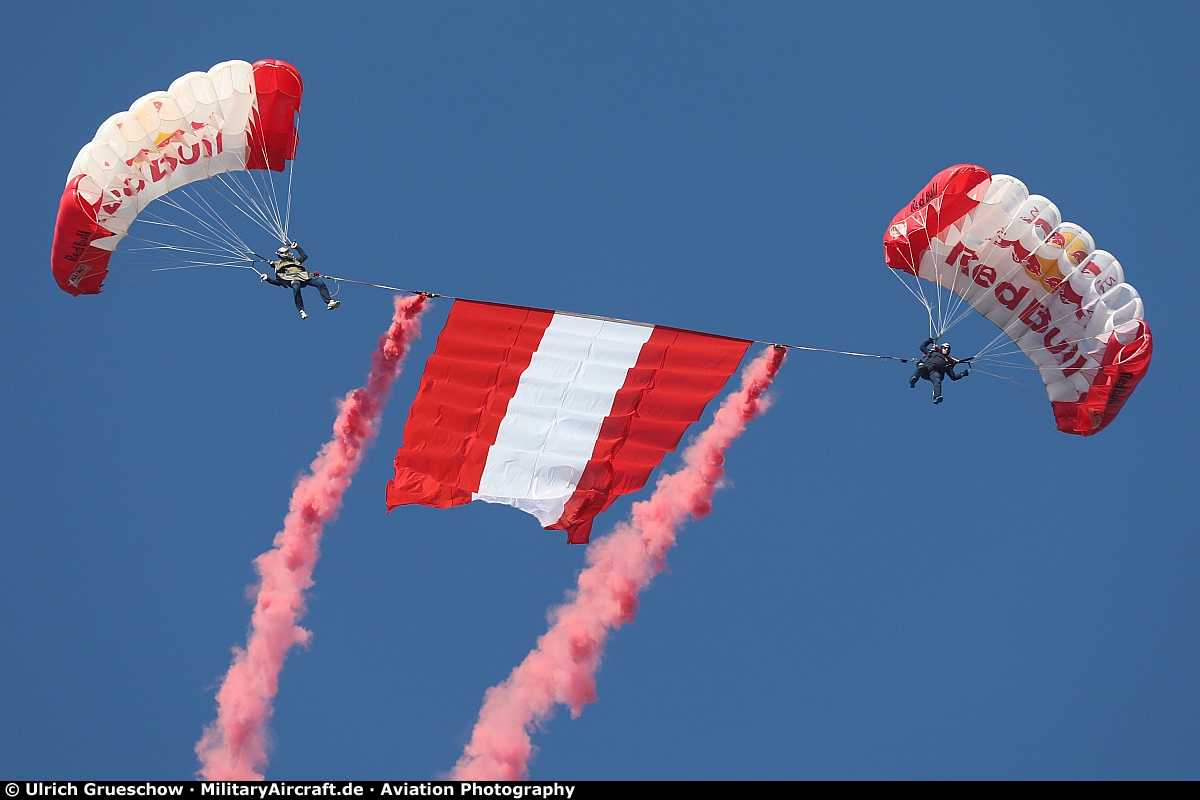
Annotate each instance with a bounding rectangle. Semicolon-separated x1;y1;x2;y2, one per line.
196;294;427;780
450;346;786;780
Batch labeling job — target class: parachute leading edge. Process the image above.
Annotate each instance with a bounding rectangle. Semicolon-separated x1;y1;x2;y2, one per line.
51;59;303;296
884;165;1152;436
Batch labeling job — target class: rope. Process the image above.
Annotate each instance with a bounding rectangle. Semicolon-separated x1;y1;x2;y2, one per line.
315;273;913;363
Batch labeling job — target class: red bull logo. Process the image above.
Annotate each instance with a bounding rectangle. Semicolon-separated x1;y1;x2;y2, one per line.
60;227;92;264
943;239;1091;371
1057;282;1084;307
1109;370;1136;406
97;117;224;222
909;182;940;214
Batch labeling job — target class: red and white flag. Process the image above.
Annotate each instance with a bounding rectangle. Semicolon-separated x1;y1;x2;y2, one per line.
386;300;750;543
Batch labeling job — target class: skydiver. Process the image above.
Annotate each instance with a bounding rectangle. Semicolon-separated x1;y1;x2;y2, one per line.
261;241;341;320
909;338;969;404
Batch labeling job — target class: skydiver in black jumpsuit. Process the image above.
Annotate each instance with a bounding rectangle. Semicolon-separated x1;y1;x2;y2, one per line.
909;338;969;404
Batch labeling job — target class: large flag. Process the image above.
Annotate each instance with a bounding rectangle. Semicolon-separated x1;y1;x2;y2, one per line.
386;300;751;543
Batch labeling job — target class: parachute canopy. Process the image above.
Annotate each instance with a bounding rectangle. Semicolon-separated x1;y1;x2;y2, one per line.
884;165;1152;436
386;300;751;543
51;59;303;295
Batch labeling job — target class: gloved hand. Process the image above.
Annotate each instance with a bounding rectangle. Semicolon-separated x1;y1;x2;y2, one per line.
260;274;268;281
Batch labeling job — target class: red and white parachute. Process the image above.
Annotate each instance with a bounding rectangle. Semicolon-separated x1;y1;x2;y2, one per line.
884;165;1152;435
51;60;303;295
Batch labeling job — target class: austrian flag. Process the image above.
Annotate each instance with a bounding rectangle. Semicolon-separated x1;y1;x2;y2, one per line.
386;300;751;543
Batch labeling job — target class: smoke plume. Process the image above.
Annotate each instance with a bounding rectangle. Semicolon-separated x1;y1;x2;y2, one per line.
196;294;427;780
450;345;785;780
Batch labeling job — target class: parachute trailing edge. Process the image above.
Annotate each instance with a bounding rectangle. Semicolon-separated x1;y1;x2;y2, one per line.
51;59;303;296
884;164;1152;436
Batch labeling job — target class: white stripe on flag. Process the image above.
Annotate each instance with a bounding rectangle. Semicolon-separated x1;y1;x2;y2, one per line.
473;313;654;525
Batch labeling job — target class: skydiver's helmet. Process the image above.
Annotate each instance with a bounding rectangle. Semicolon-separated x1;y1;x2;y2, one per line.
941;342;951;353
276;246;292;259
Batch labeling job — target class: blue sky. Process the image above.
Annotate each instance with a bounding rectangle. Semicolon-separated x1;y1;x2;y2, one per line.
2;1;1197;780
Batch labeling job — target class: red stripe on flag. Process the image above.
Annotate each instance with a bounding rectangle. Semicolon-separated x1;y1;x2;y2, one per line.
551;327;751;543
386;300;553;510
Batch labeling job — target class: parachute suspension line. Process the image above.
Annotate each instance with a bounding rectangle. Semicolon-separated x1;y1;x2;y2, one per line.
936;261;1103;372
937;278;964;337
968;326;1100;371
153;191;257;262
939;242;983;340
215;131;288;243
246;159;286;240
242;112;291;241
142;192;233;248
282;111;300;239
228;127;278;234
154;184;251;254
901;211;1100;369
131;214;252;263
962;355;1043;371
931;266;947;335
253;117;288;237
146;262;261;273
283;161;295;240
938;295;979;337
926;204;951;337
887;230;939;338
122;239;247;264
208;172;285;242
968;255;1097;364
257;163;289;241
932;258;977;339
969;364;1055;423
935;284;986;341
888;268;936;337
164;186;258;255
208;175;285;247
911;273;939;338
187;182;267;255
90;259;262;294
939;242;979;338
947;206;1082;363
893;233;1050;365
117;172;296;279
129;218;252;271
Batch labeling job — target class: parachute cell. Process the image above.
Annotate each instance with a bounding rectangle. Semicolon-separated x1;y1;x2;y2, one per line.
883;165;1151;436
51;60;303;296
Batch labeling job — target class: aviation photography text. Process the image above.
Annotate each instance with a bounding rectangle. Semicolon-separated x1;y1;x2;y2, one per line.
11;784;587;799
